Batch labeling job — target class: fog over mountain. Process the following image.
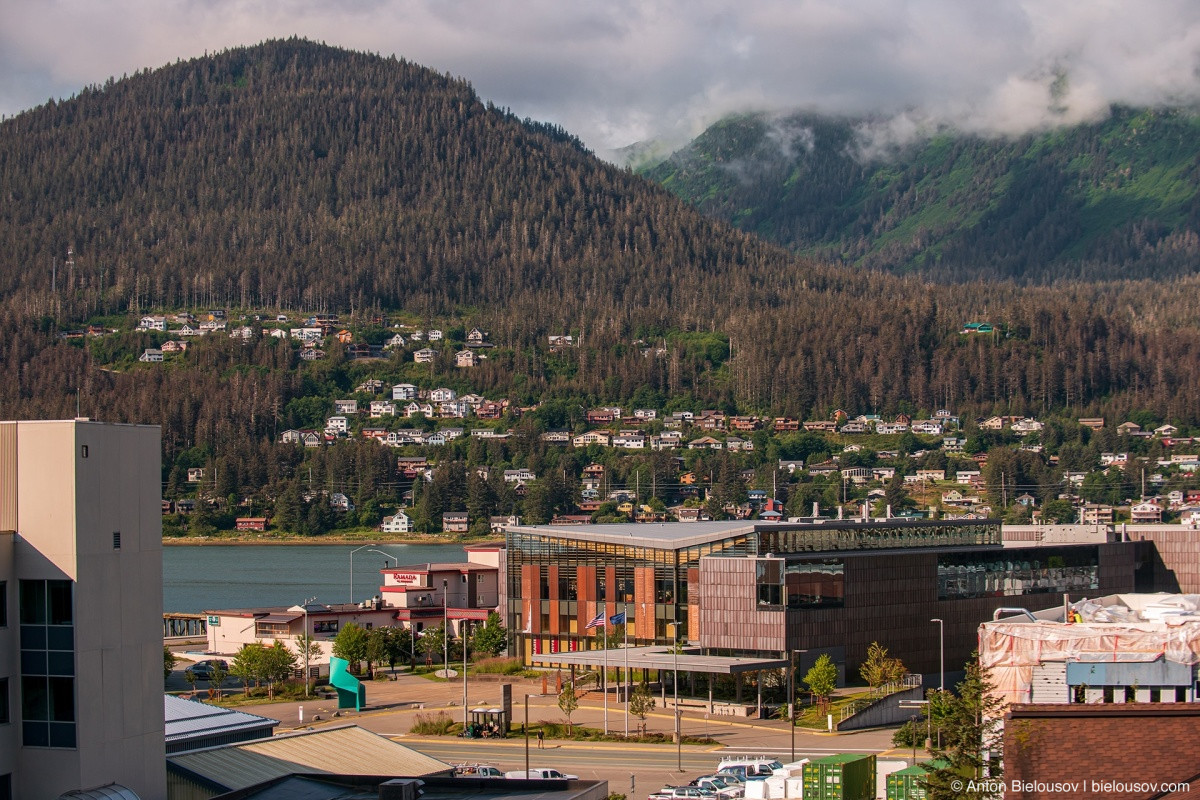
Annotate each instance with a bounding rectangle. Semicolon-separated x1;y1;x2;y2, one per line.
4;1;1200;158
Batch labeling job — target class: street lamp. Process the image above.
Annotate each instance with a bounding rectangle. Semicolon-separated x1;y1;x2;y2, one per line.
930;618;945;692
462;620;470;733
669;621;681;771
348;543;379;605
367;548;396;568
443;579;450;679
301;596;316;698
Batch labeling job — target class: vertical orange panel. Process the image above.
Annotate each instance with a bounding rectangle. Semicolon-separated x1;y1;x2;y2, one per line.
547;565;560;634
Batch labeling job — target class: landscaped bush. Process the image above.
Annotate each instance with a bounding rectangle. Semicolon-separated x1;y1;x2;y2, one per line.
410;712;457;735
473;656;525;675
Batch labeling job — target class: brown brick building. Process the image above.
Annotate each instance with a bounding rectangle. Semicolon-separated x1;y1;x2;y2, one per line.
506;520;1137;677
1004;704;1200;799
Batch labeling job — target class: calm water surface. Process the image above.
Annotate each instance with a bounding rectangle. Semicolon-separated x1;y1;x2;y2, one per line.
162;543;469;613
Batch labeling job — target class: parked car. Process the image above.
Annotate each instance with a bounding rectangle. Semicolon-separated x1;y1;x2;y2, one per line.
504;769;579;780
184;659;229;680
648;787;718;800
689;775;744;798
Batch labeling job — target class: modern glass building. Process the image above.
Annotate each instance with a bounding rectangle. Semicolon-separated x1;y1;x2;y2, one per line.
505;519;1135;676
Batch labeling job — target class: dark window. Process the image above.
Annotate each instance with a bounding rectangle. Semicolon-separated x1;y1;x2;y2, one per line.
0;772;10;800
755;560;782;607
19;580;75;748
937;547;1099;600
0;581;6;627
112;531;121;550
80;445;88;459
785;559;845;609
0;677;8;723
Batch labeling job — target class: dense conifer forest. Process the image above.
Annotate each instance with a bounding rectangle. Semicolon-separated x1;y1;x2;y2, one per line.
2;40;1200;533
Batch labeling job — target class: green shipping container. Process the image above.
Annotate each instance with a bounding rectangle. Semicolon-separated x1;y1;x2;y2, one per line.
885;764;931;800
801;753;876;800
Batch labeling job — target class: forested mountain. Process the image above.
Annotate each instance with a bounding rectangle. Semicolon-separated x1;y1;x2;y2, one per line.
1;34;1200;487
640;108;1200;283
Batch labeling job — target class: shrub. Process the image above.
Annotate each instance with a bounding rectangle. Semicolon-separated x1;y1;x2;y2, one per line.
410;712;456;735
473;656;525;675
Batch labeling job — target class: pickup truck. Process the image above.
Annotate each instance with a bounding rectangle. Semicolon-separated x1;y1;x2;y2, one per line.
504;769;579;780
454;765;503;778
689;775;744;798
648;786;719;800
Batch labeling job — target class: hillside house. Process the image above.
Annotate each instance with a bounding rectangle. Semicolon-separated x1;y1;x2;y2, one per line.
381;511;412;534
369;400;396;417
392;383;418;400
573;431;612;447
329;493;356;512
413;348;438;363
442;512;469;533
334;399;358;415
187;468;205;482
456;349;480;368
138;315;167;331
139;348;163;363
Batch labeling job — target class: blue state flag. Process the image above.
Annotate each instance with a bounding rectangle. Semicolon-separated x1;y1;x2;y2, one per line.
609;611;626;626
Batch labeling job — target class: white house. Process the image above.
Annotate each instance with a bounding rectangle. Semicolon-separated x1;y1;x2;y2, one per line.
414;348;437;363
369;400;396;417
139;348;163;362
392;383;418;401
138;315;167;331
430;387;457;403
334;399;358;415
325;416;349;434
381;511;412;533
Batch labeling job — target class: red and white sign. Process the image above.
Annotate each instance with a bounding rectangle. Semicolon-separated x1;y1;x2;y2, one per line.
389;572;424;586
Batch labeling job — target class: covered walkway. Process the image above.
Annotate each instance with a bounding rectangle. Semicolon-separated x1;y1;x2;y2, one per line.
531;646;790;717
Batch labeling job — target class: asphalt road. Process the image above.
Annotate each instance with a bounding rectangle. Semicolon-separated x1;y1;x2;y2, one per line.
391;736;887;795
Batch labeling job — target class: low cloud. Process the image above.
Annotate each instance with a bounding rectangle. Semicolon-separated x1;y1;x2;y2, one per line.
3;1;1200;159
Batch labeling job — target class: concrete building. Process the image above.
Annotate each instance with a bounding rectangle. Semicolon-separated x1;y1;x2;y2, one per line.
505;519;1137;677
0;419;166;799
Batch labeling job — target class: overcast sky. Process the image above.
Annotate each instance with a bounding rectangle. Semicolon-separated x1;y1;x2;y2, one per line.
4;1;1200;158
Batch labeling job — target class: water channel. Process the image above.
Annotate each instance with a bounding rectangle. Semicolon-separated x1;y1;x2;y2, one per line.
162;542;469;613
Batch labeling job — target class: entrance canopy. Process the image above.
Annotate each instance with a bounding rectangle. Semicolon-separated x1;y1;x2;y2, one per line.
530;646;788;675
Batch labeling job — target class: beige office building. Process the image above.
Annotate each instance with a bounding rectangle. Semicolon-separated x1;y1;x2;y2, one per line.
0;420;166;799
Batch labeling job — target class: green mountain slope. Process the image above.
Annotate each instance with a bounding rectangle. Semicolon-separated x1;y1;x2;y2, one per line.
642;108;1200;282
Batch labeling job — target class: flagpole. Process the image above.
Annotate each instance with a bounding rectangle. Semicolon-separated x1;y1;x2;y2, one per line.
602;606;608;735
623;601;630;738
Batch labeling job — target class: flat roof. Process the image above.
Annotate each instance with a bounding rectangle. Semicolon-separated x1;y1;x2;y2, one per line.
507;518;998;551
384;562;495;572
530;646;788;674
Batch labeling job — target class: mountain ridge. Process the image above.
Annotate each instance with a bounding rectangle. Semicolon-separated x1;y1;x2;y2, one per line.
640;107;1200;283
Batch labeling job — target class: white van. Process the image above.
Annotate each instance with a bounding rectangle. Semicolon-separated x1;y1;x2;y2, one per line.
504;769;579;780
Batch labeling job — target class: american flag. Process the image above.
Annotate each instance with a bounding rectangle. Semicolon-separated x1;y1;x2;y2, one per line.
584;611;606;630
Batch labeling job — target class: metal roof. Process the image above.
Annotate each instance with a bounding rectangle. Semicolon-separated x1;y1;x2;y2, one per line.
530;645;789;674
57;786;141;800
167;725;453;790
507;521;762;550
164;695;279;743
257;613;302;623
